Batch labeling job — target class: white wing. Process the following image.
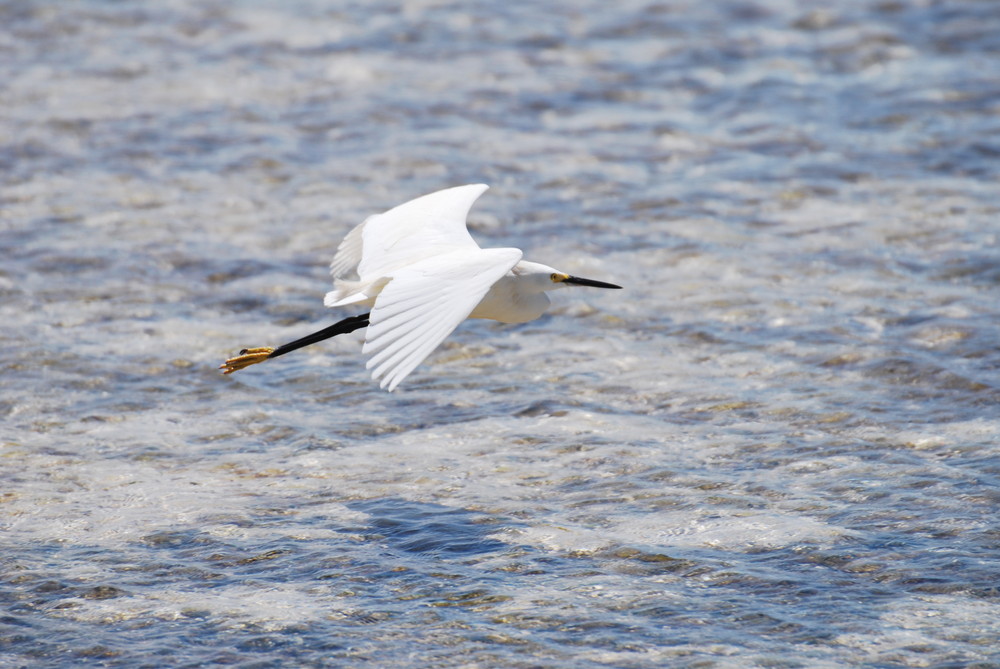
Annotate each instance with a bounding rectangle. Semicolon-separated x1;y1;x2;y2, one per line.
357;184;489;281
329;218;367;281
363;247;522;391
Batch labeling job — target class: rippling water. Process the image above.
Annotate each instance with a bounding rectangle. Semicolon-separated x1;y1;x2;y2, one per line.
3;1;1000;667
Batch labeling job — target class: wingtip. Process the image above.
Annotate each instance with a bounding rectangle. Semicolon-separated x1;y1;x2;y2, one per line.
376;372;399;392
457;183;489;197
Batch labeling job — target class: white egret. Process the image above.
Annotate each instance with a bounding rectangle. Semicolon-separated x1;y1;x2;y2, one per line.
220;184;621;391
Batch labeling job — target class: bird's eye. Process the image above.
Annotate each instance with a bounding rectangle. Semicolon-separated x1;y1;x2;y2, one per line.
550;273;559;282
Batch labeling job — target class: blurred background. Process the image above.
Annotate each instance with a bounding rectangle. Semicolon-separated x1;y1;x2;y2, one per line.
2;1;999;667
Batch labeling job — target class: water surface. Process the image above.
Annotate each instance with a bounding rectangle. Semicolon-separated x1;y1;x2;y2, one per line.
3;1;1000;667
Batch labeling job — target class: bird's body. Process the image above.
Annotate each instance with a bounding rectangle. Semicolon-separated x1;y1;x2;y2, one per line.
221;184;620;390
468;262;556;323
323;185;551;324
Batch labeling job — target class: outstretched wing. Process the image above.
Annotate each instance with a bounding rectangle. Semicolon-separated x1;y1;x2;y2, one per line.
356;184;489;281
363;247;522;391
327;184;490;307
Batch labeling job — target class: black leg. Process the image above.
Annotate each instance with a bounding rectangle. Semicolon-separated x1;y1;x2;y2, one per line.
265;312;371;359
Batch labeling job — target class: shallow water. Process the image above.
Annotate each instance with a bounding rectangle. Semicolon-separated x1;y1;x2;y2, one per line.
3;1;1000;667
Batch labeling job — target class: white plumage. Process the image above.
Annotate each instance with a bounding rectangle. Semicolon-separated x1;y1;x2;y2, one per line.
220;184;621;391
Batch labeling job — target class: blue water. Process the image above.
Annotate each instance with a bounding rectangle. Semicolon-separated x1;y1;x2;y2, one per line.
3;1;1000;667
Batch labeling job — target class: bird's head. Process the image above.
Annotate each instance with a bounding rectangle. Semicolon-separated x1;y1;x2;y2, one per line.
513;261;622;293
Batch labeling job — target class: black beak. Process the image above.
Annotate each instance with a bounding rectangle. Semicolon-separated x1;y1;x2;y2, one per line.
563;276;622;289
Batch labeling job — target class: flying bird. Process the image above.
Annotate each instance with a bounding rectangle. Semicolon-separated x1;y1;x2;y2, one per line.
220;184;621;391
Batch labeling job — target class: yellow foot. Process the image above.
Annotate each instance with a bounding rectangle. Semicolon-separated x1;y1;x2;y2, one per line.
219;347;275;374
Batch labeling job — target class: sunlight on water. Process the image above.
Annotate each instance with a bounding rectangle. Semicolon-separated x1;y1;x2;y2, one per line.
3;1;999;667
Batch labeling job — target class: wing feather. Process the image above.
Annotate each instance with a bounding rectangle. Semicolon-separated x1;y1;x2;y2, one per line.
362;247;522;391
368;317;456;389
357;184;489;281
326;184;490;307
329;217;369;281
366;304;448;369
